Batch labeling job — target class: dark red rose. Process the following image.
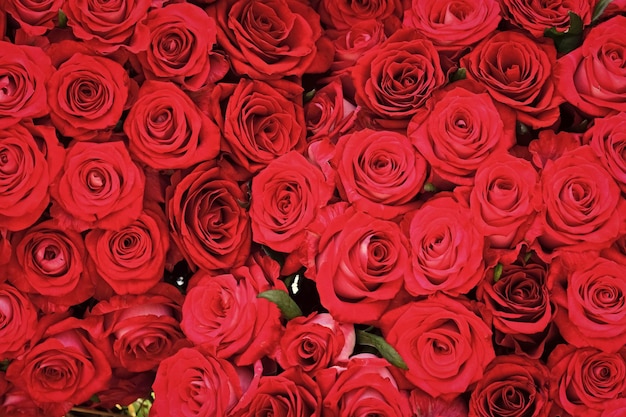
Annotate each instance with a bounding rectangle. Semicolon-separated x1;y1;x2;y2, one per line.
250;151;334;254
5;317;112;417
499;0;592;38
0;41;52;128
585;112;626;193
461;31;561;129
554;16;626;117
124;80;220;170
548;344;626;417
167;161;251;272
88;284;189;373
318;355;412;417
352;28;445;129
277;312;355;374
50;141;145;232
318;0;402;31
136;2;229;90
208;0;333;79
334;129;428;220
0;122;64;231
0;283;38;360
409;80;516;189
1;0;63;36
381;294;495;400
0;380;46;417
46;54;130;142
304;78;358;143
410;390;469;417
63;0;151;53
469;355;551;417
403;194;486;297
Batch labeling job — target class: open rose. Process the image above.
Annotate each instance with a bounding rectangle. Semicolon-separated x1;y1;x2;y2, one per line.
0;283;38;360
499;0;592;38
585;112;626;193
318;0;402;30
327;19;386;75
1;0;63;36
304;78;358;143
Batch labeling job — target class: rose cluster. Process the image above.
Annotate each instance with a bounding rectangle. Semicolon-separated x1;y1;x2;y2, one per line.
2;0;626;416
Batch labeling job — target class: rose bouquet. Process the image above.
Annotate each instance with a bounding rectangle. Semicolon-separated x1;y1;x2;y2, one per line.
1;0;626;416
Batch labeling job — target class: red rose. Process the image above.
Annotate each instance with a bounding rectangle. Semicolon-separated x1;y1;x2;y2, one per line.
585;112;626;193
221;79;305;176
63;0;151;53
410;390;469;417
208;0;332;79
136;2;228;90
85;204;169;296
88;284;189;373
167;161;251;272
304;78;358;143
46;54;130;142
548;344;626;417
381;294;495;400
0;42;52;128
469;355;551;417
403;194;486;297
250;151;333;254
277;312;355;374
327;19;386;75
601;399;626;417
499;0;592;38
352;28;445;129
313;206;409;324
5;317;112;416
318;0;402;31
0;284;38;360
1;0;63;36
124;81;220;170
528;130;581;170
554;16;626;117
334;129;428;220
461;31;561;129
0;122;64;231
409;80;516;189
50;141;145;232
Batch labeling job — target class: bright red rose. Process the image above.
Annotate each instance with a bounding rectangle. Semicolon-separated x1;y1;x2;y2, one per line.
461;31;561;129
0;283;38;360
46;54;130;142
136;2;229;90
327;19;386;76
548;344;626;417
381;294;495;400
318;0;402;30
1;0;63;36
0;42;52;128
208;0;332;79
585;112;626;193
50;141;145;232
0;379;47;417
469;355;551;417
5;317;112;416
499;0;592;38
250;151;334;254
334;129;427;220
304;78;358;143
167;161;251;272
352;28;445;129
0;122;64;231
63;0;151;53
124;81;221;170
403;194;486;297
555;16;626;117
409;80;516;189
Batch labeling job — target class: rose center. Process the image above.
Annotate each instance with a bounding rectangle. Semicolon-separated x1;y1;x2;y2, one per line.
0;75;17;101
87;170;105;190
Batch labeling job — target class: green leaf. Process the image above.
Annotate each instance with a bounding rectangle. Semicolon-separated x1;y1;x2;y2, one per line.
523;250;534;264
423;183;437;193
356;330;408;370
258;290;303;320
129;398;152;417
494;263;504;282
57;9;68;28
544;12;584;54
593;0;612;22
0;360;9;372
89;394;100;404
304;89;316;103
451;68;467;82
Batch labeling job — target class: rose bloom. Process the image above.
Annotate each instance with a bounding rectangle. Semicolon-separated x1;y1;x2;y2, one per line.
0;42;52;128
50;141;145;232
499;0;592;38
0;376;47;417
124;80;221;170
5;317;112;417
318;0;402;30
410;390;469;417
167;161;251;272
0;283;38;360
88;284;189;373
601;399;626;417
409;80;516;189
63;0;151;53
136;2;229;90
221;78;305;176
548;344;626;417
277;312;355;375
304;78;358;143
1;0;63;36
207;0;332;79
334;129;428;220
461;31;561;129
46;54;130;142
403;194;486;297
318;355;412;417
0;122;64;231
555;16;626;117
352;28;445;129
469;355;551;417
585;112;626;193
250;151;334;254
381;294;495;400
327;19;386;75
528;130;581;170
